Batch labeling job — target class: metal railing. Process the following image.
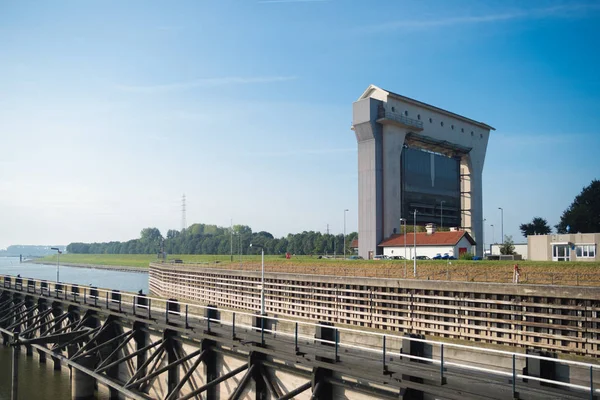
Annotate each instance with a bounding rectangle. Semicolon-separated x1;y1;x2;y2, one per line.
2;273;600;398
377;105;424;130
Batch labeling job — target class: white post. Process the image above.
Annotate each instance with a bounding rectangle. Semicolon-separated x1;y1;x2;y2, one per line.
261;248;265;315
413;209;417;277
57;251;60;282
343;209;349;260
499;207;504;243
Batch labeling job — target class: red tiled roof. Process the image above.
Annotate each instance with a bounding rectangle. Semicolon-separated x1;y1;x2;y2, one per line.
378;231;475;247
350;239;358;248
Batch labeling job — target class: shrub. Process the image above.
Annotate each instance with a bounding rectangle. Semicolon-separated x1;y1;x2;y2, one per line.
460;252;474;260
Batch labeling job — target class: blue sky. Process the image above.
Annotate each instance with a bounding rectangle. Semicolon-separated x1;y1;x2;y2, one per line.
1;0;599;249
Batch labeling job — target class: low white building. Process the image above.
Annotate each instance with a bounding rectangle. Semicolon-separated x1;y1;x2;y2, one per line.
490;243;528;259
379;225;476;259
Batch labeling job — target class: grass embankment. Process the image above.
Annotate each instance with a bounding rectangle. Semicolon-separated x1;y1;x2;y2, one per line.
36;254;600;285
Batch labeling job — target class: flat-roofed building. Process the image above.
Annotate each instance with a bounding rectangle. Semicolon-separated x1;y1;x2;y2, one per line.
528;233;599;261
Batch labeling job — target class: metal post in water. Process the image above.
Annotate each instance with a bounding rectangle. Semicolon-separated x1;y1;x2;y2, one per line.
11;333;19;400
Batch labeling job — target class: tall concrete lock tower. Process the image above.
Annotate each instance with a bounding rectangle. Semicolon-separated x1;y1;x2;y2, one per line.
352;85;494;259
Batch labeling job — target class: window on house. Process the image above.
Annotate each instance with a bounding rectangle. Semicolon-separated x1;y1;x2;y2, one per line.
576;245;596;258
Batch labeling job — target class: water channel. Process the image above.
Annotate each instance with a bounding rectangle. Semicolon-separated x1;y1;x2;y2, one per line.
0;257;149;399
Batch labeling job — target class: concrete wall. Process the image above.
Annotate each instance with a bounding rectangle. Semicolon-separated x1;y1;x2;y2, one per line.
151;264;600;357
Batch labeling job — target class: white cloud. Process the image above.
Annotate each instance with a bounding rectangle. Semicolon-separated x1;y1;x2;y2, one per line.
115;76;298;94
364;3;600;32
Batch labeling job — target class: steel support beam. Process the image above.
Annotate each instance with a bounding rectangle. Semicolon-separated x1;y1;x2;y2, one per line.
96;338;163;374
177;363;249;400
164;350;207;400
127;348;203;389
69;319;113;359
124;342;166;387
228;364;255;400
277;381;311;400
71;328;132;361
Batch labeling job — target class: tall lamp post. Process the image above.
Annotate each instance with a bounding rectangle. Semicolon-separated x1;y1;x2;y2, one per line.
343;209;349;260
413;209;418;277
482;218;486;256
440;200;446;230
490;224;495;245
249;244;265;315
400;218;407;278
51;247;61;282
498;207;504;244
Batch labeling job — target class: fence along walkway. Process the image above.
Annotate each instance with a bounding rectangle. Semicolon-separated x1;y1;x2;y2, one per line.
2;273;600;400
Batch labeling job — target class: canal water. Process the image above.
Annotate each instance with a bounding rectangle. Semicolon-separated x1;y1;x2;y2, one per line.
0;257;149;399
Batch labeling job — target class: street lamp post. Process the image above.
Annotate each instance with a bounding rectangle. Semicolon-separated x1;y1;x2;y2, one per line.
343;209;349;260
440;200;446;230
498;207;504;244
51;247;61;282
413;209;418;277
483;218;486;257
400;218;407;278
491;224;495;245
249;244;265;315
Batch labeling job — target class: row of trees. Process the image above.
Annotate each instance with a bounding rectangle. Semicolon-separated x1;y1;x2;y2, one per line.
66;223;359;256
519;179;600;238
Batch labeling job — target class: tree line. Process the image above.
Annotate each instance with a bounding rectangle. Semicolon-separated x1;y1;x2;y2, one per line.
519;179;600;238
66;224;359;256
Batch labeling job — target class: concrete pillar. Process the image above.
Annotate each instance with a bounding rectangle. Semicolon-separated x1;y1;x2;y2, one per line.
37;349;46;364
382;124;407;238
52;355;62;371
71;355;96;400
353;97;384;259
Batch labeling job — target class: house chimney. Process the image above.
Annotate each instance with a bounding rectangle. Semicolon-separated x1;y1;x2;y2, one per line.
426;223;436;235
449;227;458;232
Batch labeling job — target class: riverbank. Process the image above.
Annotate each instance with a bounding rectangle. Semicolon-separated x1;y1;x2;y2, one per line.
33;261;148;274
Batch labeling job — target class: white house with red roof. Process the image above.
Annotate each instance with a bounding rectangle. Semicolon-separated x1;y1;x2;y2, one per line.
378;224;475;259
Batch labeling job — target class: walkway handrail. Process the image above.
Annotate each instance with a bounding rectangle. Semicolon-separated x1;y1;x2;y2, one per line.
2;273;599;397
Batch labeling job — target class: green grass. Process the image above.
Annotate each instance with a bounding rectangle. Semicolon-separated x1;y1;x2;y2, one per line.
35;253;600;270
